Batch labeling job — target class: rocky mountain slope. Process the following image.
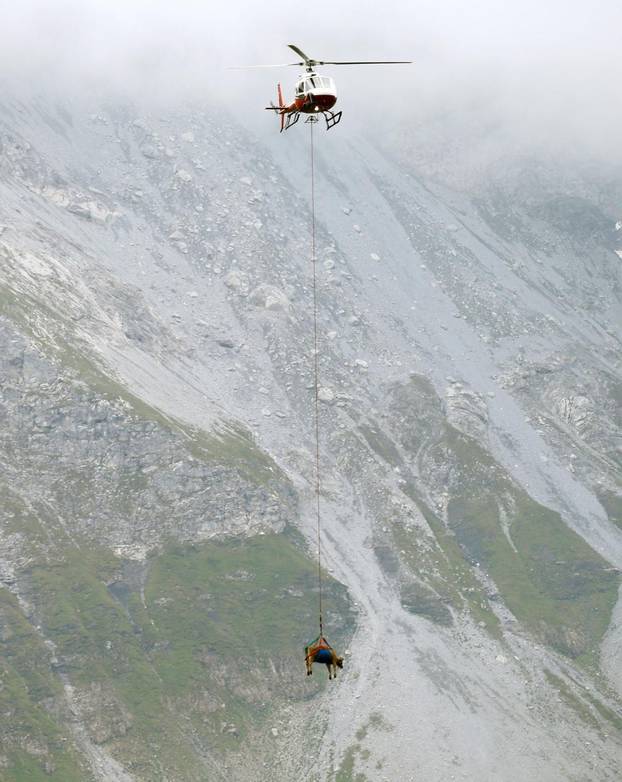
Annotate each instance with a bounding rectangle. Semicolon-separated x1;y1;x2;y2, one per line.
1;86;621;781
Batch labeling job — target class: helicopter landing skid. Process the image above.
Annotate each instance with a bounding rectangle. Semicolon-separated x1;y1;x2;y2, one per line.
281;111;301;132
324;110;342;130
305;111;342;131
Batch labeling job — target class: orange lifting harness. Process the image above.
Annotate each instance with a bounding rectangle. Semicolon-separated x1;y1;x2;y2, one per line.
305;635;332;666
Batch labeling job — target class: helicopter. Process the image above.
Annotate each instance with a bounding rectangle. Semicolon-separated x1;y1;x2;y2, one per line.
233;44;412;132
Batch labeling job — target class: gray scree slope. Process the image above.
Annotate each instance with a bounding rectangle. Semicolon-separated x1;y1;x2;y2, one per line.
1;89;621;780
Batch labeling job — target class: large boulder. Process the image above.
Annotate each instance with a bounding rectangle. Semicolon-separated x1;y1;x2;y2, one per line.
248;284;290;313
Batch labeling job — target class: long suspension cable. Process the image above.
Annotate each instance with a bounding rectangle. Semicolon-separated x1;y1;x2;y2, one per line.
309;118;323;637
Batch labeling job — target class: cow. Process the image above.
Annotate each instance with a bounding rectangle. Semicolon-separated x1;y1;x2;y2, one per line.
305;637;344;680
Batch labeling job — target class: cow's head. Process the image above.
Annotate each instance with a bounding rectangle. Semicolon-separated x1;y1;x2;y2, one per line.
336;656;344;669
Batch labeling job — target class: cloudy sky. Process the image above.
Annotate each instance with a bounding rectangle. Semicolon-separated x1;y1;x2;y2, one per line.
1;0;621;159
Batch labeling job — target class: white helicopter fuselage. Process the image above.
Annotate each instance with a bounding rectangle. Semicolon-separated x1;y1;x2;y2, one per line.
292;72;338;113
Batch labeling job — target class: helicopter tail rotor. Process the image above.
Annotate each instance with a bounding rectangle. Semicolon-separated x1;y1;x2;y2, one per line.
277;83;285;132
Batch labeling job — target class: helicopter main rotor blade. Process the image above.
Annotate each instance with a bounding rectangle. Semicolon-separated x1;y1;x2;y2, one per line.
317;60;413;65
288;44;313;63
227;63;303;69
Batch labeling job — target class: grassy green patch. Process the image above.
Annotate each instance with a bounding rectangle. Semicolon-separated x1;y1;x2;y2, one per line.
0;487;59;548
0;751;86;782
0;588;86;782
398;580;454;627
182;421;281;486
52;342;282;487
15;534;353;779
0;283;282;487
386;374;619;660
582;688;622;733
392;496;501;636
332;744;368;782
145;534;352;692
544;670;604;732
441;429;619;664
388;375;443;456
331;714;389;782
355;387;501;633
354;711;390;742
358;422;404;469
597;489;622;531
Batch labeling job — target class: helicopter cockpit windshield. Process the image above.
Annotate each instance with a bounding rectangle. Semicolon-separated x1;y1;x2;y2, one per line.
296;75;336;96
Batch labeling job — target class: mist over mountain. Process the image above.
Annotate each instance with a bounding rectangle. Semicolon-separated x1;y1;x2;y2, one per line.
1;3;622;780
3;0;622;159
